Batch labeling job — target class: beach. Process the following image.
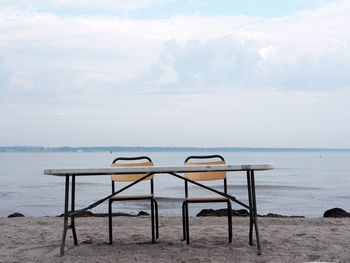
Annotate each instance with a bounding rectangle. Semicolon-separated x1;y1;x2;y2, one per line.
1;216;350;262
2;0;350;261
1;151;350;262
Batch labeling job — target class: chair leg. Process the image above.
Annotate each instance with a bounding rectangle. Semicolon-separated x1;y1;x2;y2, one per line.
151;198;155;243
108;200;113;245
182;201;186;241
154;199;159;240
185;201;190;244
227;201;233;243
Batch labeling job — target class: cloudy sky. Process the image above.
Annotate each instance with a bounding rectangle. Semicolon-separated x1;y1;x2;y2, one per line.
0;0;349;148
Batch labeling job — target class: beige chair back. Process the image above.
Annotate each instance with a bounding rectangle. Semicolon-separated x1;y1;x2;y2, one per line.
184;160;226;181
111;161;153;182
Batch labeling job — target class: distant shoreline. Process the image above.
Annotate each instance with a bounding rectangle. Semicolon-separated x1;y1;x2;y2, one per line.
1;146;350;153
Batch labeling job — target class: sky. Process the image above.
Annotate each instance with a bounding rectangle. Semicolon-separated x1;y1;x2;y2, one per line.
0;0;349;148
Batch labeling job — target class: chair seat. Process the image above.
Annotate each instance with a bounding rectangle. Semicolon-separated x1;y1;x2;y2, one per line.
185;196;229;202
110;194;154;201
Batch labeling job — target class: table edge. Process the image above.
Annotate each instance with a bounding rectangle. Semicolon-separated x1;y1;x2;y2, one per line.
44;164;274;176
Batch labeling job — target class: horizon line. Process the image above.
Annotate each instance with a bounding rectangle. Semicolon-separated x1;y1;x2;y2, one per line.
1;145;350;152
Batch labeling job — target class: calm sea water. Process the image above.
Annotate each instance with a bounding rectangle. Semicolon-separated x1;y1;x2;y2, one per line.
1;151;350;218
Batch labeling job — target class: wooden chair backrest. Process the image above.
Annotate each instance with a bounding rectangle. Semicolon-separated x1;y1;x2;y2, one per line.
184;160;226;181
111;161;153;182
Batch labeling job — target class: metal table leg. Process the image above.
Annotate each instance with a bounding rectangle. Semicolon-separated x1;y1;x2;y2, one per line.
60;175;79;256
247;170;261;255
246;171;254;246
71;175;78;245
60;175;70;256
251;171;261;255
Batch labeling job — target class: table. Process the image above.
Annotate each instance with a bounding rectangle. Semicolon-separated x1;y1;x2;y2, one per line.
44;164;273;256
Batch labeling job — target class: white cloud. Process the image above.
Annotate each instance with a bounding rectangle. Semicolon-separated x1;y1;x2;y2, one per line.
55;112;67;117
0;0;350;147
0;0;171;10
0;1;349;101
137;37;262;92
55;0;167;8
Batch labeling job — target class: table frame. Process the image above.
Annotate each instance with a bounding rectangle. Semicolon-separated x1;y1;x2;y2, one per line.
45;164;272;256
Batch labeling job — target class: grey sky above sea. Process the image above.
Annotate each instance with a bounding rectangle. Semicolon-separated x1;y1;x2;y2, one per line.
0;1;349;148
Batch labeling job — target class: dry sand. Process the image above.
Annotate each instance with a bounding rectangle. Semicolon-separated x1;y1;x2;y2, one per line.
1;216;350;262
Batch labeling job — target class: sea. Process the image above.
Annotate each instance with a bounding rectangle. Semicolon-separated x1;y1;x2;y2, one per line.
1;149;350;218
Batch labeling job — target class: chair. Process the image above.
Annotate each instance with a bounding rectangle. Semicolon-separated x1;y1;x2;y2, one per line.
108;156;159;244
182;155;232;244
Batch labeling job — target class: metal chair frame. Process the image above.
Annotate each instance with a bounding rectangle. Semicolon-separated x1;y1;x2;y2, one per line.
108;156;159;244
182;155;232;244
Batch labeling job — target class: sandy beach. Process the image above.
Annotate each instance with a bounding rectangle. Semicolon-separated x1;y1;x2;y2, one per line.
1;216;350;262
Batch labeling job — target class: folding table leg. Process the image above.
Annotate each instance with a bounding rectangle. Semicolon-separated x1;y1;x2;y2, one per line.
185;202;190;244
151;198;155;243
182;202;186;241
250;171;261;255
227;201;233;243
60;175;70;256
246;171;254;246
71;175;78;245
154;200;159;239
108;201;113;244
60;175;79;256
